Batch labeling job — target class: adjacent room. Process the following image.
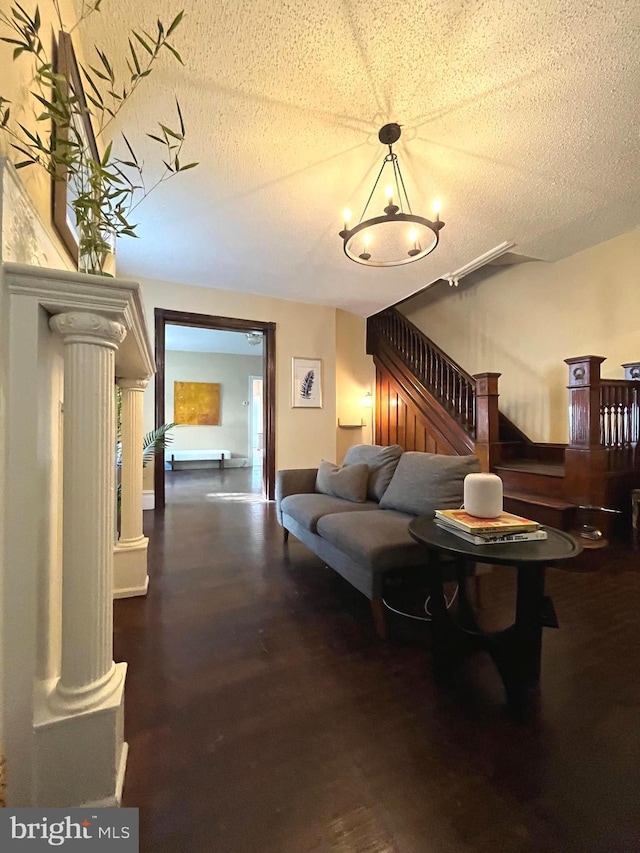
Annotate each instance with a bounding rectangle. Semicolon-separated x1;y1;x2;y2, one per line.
162;323;265;504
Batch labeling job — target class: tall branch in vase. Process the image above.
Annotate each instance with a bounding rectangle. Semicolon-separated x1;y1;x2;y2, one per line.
0;1;198;274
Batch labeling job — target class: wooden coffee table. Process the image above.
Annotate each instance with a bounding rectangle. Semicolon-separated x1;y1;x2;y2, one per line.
408;517;582;718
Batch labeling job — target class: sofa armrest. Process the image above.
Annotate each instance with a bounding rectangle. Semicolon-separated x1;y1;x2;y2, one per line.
276;468;318;525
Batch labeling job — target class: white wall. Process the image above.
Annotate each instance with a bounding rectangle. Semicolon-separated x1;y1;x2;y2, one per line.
140;276;338;470
401;228;640;443
165;350;262;458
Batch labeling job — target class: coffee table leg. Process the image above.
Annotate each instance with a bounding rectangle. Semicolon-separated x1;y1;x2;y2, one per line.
427;550;477;681
490;563;545;718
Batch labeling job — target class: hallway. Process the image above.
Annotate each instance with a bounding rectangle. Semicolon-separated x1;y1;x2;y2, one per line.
115;480;640;852
164;465;264;504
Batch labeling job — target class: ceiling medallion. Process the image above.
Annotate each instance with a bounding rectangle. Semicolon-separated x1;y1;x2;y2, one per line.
339;123;444;268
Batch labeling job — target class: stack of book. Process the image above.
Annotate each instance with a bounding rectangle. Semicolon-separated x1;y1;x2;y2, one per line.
434;509;546;545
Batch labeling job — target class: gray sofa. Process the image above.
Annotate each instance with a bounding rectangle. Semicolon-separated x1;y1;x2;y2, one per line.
276;445;481;637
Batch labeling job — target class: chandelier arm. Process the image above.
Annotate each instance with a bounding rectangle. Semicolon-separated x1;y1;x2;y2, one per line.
395;160;414;216
358;157;388;223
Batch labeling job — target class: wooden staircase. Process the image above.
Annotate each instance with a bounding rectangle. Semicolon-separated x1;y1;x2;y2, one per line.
496;460;576;529
367;309;640;534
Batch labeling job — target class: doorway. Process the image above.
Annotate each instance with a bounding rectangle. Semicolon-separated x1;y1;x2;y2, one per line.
154;308;276;508
249;375;263;468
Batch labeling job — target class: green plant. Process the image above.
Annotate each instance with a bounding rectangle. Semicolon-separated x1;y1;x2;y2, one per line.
142;423;177;468
0;1;198;273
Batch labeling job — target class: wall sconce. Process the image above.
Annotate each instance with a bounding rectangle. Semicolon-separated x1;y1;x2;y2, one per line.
360;390;374;443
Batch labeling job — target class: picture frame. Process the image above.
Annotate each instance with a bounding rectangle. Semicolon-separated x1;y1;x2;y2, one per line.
292;357;323;408
52;31;100;266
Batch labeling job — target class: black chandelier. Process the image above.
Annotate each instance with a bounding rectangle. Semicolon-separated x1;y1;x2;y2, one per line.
338;123;444;267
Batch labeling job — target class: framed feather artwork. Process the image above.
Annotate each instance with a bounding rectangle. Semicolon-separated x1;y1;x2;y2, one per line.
292;357;323;408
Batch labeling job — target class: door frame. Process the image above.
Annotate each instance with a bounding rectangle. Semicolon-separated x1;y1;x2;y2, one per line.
154;308;276;507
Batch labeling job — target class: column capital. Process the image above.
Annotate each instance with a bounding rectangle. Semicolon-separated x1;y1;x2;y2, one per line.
50;311;126;348
117;377;149;391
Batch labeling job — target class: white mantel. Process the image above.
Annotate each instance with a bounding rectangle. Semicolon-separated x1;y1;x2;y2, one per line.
0;157;155;807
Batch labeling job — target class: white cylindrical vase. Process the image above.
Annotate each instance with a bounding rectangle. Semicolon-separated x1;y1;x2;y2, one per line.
464;473;503;518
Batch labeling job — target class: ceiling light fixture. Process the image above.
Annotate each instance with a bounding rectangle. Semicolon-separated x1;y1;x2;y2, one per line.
339;123;445;267
246;332;263;346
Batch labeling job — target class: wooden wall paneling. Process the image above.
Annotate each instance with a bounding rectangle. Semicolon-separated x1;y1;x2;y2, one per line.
405;410;416;451
389;391;398;446
400;394;408;449
374;357;472;458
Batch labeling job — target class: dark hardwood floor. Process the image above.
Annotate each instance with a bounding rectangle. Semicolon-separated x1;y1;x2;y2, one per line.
115;469;640;852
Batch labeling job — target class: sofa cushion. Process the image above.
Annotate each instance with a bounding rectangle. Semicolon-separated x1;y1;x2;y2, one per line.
315;460;369;503
316;509;428;573
379;452;481;516
343;444;403;501
280;493;380;533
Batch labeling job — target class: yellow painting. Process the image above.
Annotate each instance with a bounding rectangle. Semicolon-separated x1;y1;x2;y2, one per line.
174;382;221;426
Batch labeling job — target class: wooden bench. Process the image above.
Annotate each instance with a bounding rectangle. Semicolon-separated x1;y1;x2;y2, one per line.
166;450;232;471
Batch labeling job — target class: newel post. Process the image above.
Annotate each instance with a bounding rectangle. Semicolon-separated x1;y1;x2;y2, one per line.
622;361;640;381
473;372;501;471
564;355;608;505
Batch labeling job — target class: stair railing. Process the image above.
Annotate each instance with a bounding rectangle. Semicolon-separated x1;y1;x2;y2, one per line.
367;308;502;469
368;308;478;434
564;355;640;507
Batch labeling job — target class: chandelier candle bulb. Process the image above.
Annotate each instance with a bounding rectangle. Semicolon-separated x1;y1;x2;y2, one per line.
463;473;504;519
408;227;421;257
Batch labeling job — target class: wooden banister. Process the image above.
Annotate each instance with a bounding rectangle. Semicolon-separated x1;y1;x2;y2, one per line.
474;372;502;470
622;361;640;381
367;308;502;468
368;308;478;436
564;354;640;508
565;355;606;449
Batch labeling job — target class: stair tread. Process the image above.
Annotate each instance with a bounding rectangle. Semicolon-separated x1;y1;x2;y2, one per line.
503;490;576;510
496;459;565;477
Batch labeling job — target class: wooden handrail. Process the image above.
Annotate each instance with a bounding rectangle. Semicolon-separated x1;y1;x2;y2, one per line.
368;308;477;436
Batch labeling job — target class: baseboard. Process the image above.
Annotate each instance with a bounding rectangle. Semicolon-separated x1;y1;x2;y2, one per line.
142;490;154;510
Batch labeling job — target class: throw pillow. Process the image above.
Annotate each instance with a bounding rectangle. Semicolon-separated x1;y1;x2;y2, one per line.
315;460;369;503
379;452;481;516
342;444;403;501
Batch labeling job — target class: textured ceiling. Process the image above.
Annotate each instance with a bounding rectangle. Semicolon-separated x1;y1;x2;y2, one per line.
76;0;640;316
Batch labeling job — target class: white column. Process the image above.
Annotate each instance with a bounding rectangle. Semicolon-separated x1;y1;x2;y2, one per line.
49;311;126;713
118;378;148;543
113;377;150;598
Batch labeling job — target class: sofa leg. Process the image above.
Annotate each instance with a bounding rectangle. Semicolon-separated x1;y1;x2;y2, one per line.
370;598;388;640
283;528;289;543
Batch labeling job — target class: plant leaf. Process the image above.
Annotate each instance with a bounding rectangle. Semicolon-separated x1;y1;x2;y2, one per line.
166;10;184;36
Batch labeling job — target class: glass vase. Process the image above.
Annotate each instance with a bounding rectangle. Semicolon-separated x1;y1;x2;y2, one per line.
78;223;116;277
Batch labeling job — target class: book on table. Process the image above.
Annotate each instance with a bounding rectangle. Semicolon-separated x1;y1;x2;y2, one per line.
434;508;541;534
434;520;548;546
